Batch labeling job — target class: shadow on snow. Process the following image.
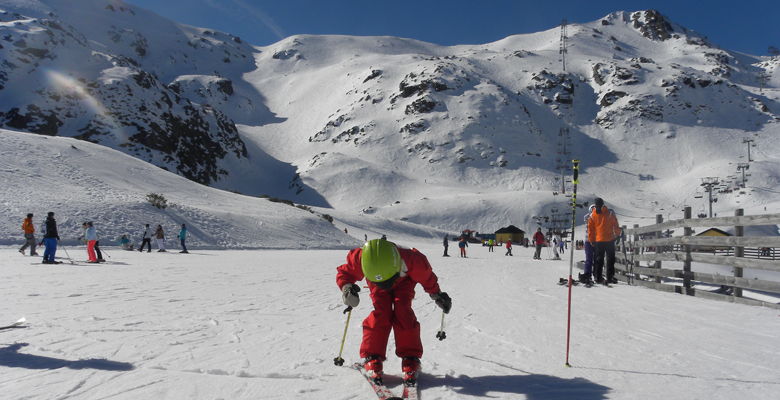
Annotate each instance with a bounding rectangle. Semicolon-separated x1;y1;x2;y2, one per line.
0;343;134;371
435;373;610;400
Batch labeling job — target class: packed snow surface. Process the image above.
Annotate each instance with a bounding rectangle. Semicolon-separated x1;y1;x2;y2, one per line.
1;244;778;399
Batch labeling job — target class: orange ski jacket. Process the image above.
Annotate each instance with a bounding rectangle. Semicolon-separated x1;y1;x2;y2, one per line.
22;217;34;234
587;206;621;243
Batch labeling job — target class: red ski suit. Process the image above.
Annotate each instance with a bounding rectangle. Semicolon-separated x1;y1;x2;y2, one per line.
336;246;441;360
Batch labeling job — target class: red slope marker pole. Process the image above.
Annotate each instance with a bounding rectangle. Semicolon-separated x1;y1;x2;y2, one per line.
565;159;580;367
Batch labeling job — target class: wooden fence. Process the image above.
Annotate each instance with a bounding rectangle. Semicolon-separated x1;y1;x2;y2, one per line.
613;208;780;309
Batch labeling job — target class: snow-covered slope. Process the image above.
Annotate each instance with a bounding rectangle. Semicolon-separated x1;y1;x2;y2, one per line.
0;128;358;249
1;1;779;238
1;244;778;399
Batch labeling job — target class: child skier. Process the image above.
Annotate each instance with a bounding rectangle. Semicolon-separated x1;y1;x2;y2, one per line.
458;236;468;257
336;239;452;384
82;222;98;263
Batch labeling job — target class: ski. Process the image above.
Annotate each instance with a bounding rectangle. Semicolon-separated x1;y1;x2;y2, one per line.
350;362;402;400
0;317;27;331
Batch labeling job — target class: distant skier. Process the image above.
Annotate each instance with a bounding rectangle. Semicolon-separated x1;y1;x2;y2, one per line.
40;211;60;264
458;236;468;258
505;239;513;256
558;235;565;255
19;213;38;256
119;235;134;251
551;232;561;260
532;228;545;260
337;238;451;385
179;224;189;253
139;224;152;252
83;221;99;263
588;197;622;285
155;224;166;252
442;235;449;257
488;239;495;252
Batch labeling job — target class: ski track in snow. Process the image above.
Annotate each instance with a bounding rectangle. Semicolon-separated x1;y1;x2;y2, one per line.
1;244;779;399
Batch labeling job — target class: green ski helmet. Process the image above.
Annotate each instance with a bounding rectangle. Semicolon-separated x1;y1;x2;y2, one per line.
361;239;402;283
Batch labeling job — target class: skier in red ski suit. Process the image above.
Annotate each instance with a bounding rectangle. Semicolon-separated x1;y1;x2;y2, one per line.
336;239;451;382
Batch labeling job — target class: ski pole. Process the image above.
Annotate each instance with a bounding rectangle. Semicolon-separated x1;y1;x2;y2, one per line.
333;306;353;366
435;311;447;340
100;246;112;259
565;159;580;368
61;244;75;265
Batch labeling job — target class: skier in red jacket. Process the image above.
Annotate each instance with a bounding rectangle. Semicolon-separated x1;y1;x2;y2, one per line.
336;239;452;384
532;228;546;260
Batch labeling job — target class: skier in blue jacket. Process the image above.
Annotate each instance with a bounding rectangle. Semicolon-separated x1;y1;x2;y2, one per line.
179;224;188;253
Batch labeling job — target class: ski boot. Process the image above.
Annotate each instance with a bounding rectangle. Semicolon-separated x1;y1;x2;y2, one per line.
579;273;594;286
364;355;384;384
401;357;420;386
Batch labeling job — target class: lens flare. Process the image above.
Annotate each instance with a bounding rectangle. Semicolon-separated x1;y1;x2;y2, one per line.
45;69;125;140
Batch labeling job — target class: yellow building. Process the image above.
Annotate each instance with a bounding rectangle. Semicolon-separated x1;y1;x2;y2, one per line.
694;228;731;251
495;225;525;244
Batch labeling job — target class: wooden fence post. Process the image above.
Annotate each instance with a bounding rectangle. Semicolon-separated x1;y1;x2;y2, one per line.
620;225;627;276
655;214;663;283
734;208;744;298
683;207;693;295
633;223;640;283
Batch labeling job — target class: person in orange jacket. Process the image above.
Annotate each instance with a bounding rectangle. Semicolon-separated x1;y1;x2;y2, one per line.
504;239;513;256
587;198;622;285
19;213;38;256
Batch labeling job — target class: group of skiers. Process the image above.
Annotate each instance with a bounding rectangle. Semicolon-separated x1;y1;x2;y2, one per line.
135;223;189;253
532;228;568;260
18;212;60;264
17;212;191;264
441;229;568;260
442;236;519;258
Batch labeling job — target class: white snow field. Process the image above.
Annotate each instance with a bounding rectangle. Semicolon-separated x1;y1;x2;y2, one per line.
1;244;778;400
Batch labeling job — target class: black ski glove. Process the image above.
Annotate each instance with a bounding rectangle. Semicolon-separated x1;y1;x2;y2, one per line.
430;292;452;314
341;283;360;308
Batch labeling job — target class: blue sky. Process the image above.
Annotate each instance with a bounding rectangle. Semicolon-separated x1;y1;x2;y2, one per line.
125;0;779;55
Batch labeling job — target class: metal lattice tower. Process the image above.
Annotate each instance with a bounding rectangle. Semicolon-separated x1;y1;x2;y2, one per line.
700;177;720;218
742;138;755;162
559;19;568;72
736;163;750;187
556;127;572;194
